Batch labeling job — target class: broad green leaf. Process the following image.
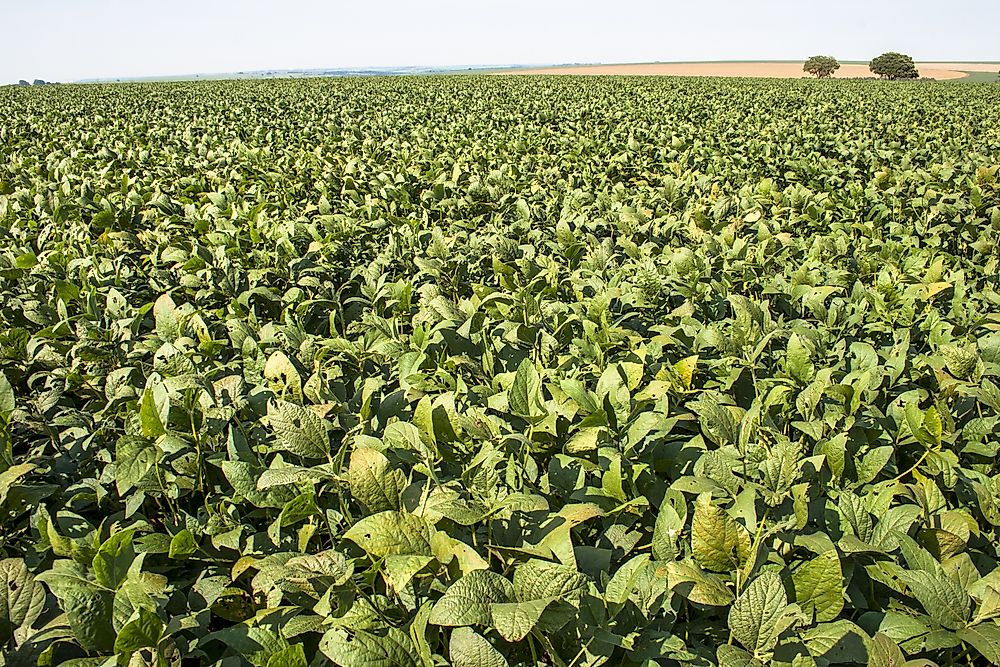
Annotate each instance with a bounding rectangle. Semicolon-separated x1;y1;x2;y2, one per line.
383;421;436;459
267;399;330;459
449;627;509;667
319;626;419;667
169;528;197;560
899;569;970;630
269;491;320;543
0;558;46;644
344;511;435;558
509;357;545;419
38;571;116;653
792;550;844;622
604;555;650;606
652;502;683;561
286;550;353;584
429;570;514;627
729;572;795;658
691;495;752;572
92;529;136;590
115;436;160;496
489;598;551;642
264;350;304;403
382;554;434;593
786;333;815;383
114;606;163;654
690;395;739;447
512;559;587;603
0;463;34;509
0;372;13;416
153;294;180;342
716;644;763;667
801;619;868;663
667;561;735;606
957;622;1000;663
868;632;906;667
350;447;406;512
904;403;941;449
139;377;169;438
266;644;310;667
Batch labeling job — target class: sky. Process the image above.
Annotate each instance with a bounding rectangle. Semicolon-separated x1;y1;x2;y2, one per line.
2;0;998;83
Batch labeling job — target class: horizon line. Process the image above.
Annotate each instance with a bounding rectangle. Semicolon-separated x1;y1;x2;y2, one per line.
9;57;999;86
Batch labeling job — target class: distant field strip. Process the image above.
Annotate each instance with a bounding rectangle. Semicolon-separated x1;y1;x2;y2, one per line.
498;61;995;80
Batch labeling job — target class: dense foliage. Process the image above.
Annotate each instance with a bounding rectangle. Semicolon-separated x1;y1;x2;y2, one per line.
869;54;920;81
803;57;840;79
2;76;1000;666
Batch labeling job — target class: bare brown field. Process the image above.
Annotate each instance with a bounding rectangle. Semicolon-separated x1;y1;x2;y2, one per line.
496;62;990;80
919;62;1000;72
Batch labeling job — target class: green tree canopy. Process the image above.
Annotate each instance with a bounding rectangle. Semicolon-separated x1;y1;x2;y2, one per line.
870;52;919;80
804;56;840;79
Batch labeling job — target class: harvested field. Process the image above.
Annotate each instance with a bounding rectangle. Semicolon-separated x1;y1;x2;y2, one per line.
919;62;1000;72
497;61;990;80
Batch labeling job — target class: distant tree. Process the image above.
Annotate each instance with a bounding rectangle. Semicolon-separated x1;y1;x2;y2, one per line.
804;56;840;78
869;53;919;80
32;79;47;86
17;80;29;86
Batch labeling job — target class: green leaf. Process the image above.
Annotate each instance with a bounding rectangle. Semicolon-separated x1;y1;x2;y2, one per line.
0;558;46;644
489;598;551;642
899;569;970;630
0;463;34;510
691;495;752;572
382;554;434;593
92;529;136;590
139;377;169;438
0;372;14;416
792;550;844;622
115;436;160;495
153;294;180;342
604;555;650;606
383;421;435;459
114;606;163;654
857;446;894;485
429;570;514;627
667;561;735;606
509;358;545;419
287;549;353;584
14;252;37;270
786;333;815;383
38;571;116;653
449;627;509;667
716;644;763;667
269;490;319;543
904;402;941;449
868;632;907;667
652;502;683;561
801;619;868;663
923;406;943;446
958;622;1000;663
267;399;331;459
350;447;406;512
319;626;419;667
266;643;310;667
264;350;304;403
729;571;795;658
512;559;587;603
343;511;435;558
169;529;197;560
690;395;739;446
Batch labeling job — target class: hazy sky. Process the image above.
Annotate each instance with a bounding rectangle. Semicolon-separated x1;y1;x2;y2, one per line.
2;0;998;83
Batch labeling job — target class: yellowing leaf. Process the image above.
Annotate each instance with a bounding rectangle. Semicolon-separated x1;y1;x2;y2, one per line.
691;495;752;572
